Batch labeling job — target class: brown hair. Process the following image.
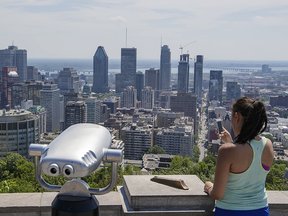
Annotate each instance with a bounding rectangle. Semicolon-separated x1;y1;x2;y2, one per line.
232;97;267;144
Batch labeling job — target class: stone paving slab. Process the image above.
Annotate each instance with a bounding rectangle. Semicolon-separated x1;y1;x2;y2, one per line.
122;175;214;211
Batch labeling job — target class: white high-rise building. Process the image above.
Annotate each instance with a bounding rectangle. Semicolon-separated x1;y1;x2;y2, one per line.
40;84;60;132
120;86;137;108
141;86;154;109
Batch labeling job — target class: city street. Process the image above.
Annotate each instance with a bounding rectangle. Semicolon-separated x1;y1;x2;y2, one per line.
199;103;208;161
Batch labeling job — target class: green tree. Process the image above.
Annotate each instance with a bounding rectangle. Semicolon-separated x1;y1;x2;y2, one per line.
141;145;166;158
266;163;288;190
192;145;200;163
194;135;199;145
169;155;184;170
283;111;288;119
0;153;23;181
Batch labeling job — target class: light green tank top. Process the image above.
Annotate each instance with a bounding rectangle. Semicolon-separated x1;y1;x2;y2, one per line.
216;137;269;210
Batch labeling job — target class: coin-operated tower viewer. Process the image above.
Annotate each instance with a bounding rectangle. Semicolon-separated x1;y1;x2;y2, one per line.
29;123;123;216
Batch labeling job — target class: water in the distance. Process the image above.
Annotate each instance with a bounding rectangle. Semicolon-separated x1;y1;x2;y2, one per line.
28;59;288;75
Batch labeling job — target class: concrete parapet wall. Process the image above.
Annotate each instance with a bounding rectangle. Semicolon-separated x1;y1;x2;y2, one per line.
0;177;288;216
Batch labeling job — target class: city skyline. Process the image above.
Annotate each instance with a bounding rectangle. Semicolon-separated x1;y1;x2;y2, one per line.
1;0;288;61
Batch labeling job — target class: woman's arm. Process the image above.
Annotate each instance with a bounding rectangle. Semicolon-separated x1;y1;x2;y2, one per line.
204;144;233;200
216;127;233;144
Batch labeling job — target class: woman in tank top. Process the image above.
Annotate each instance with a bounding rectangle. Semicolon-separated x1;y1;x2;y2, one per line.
204;97;274;216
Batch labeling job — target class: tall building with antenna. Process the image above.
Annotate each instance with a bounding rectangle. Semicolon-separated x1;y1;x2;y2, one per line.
0;44;27;82
92;46;109;93
160;45;171;90
194;55;203;102
115;48;137;93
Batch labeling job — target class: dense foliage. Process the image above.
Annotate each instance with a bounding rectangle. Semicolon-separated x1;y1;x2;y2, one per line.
140;145;166;158
0;153;140;193
1;153;288;193
152;155;216;183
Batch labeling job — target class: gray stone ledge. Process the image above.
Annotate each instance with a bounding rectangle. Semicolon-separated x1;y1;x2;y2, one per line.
0;190;288;215
267;191;288;210
96;191;122;215
0;193;42;213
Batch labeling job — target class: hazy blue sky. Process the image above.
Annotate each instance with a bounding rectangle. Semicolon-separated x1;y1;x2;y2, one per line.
1;0;288;60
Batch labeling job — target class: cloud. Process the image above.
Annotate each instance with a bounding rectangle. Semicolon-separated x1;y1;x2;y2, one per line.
2;0;62;6
254;16;264;19
109;16;127;22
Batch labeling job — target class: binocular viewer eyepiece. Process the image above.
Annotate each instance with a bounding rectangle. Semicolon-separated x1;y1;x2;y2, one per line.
29;124;123;195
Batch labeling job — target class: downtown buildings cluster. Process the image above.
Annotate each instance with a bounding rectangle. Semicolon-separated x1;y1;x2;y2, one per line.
1;43;287;165
0;43;204;162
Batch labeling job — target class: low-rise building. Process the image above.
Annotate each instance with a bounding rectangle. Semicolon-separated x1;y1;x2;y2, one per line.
142;154;174;170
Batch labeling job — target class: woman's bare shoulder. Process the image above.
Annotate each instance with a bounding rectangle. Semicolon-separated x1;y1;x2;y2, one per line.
218;143;238;156
220;142;237;150
264;138;274;153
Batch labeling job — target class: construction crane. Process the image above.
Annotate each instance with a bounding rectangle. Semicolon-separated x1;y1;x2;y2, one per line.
179;41;196;55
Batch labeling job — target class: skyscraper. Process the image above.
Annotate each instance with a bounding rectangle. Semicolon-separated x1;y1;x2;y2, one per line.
0;45;27;82
92;46;109;93
55;68;79;95
226;81;241;102
160;45;171;90
40;84;60;132
115;48;137;93
135;71;144;101
65;101;87;129
145;68;160;90
209;70;223;105
177;54;190;93
194;55;203;102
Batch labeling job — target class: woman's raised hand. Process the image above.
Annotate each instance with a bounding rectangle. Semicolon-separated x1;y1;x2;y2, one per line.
216;127;233;144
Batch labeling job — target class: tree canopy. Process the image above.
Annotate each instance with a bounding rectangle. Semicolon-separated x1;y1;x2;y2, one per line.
1;153;288;193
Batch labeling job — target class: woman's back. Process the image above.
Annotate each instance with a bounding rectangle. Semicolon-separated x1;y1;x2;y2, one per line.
228;136;273;174
216;136;273;210
204;97;273;215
